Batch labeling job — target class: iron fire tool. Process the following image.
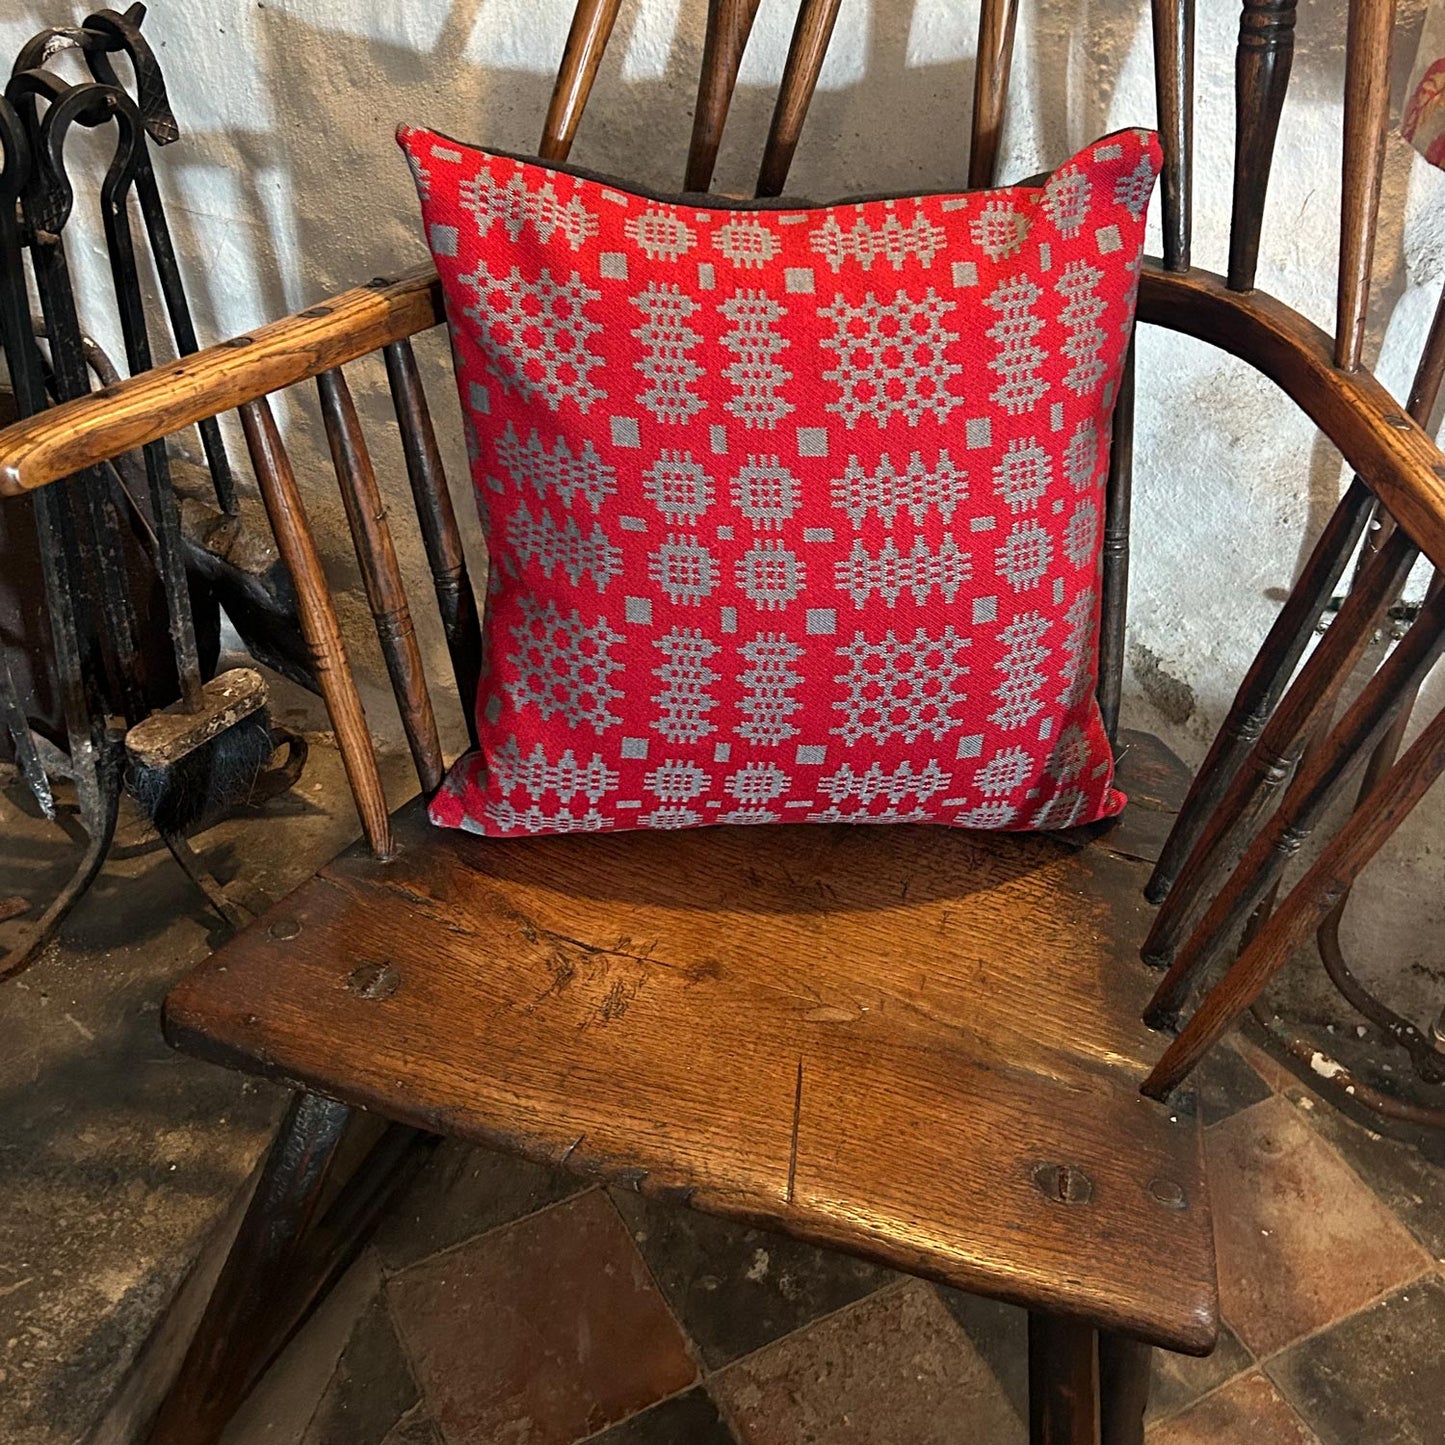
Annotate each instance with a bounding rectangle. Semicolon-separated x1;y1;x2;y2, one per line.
0;90;121;978
24;73;289;929
18;7;316;692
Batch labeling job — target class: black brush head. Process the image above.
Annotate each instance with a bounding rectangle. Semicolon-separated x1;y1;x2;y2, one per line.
127;707;276;835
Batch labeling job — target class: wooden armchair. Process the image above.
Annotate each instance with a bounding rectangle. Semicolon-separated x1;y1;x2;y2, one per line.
2;1;1442;1440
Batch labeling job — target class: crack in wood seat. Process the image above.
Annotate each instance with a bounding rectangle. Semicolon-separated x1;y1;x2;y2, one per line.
164;730;1216;1354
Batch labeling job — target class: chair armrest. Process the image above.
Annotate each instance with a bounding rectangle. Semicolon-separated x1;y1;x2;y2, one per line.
0;266;444;498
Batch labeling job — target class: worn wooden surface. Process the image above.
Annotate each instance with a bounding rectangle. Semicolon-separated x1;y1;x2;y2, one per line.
165;736;1214;1354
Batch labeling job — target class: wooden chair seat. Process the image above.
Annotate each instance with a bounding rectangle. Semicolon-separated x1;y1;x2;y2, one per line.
163;730;1216;1355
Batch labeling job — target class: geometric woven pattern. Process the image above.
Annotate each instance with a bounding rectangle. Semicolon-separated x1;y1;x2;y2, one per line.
400;124;1160;837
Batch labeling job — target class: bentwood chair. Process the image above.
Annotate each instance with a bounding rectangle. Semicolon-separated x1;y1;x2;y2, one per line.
2;2;1442;1441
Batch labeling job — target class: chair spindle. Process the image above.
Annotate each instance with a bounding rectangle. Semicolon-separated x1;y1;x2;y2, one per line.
967;0;1020;189
539;0;624;163
685;0;763;193
1145;693;1445;1098
1228;0;1296;291
1145;581;1445;1027
1142;523;1418;966
1335;0;1397;371
1151;0;1195;272
239;397;393;859
317;367;445;797
1098;339;1135;741
383;339;484;749
755;0;842;197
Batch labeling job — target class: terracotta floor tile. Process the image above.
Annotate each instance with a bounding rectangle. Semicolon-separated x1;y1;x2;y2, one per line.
611;1188;891;1369
380;1415;446;1445
589;1388;737;1444
386;1191;696;1445
374;1139;588;1273
1207;1096;1429;1356
1232;1034;1298;1094
1147;1320;1253;1422
1147;1371;1319;1444
933;1286;1028;1422
302;1294;421;1445
1279;1088;1445;1259
1265;1274;1445;1445
711;1280;1024;1445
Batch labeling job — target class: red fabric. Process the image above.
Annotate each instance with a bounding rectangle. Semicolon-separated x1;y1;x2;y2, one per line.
399;125;1159;838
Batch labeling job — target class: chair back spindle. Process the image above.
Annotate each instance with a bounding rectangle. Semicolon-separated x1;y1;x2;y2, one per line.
1097;341;1135;742
1228;0;1295;291
539;0;624;163
1336;0;1397;370
967;0;1020;190
685;0;762;192
1151;0;1194;273
756;0;842;197
317;366;446;797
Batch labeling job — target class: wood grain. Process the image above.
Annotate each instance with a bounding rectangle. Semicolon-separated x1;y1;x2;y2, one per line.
317;367;444;796
1228;0;1296;291
685;0;762;193
968;0;1020;189
1099;339;1135;742
539;0;624;163
755;0;841;197
1029;1313;1100;1444
165;796;1215;1353
239;398;393;858
1150;0;1194;272
1336;0;1397;370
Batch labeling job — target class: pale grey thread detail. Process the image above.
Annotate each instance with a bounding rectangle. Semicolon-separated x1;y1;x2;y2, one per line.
816;758;949;807
1063;499;1100;569
1113;155;1156;219
832;627;969;745
459;168;597;248
996;520;1053;591
1043;164;1092;236
652;627;721;742
835;537;971;608
1031;787;1090;829
493;422;617;514
720;291;794;429
732;455;801;530
713;217;780;269
632;283;705;424
624;208;697;261
970;201;1028;260
820;290;963;428
720;806;781;825
953;800;1017;827
638;805;703;829
989;612;1050;729
642;450;714;523
736;541;805;611
465;265;605;413
984;275;1047;416
831;451;968;525
648;534;721;606
645;758;710;802
973;746;1031;796
805;804;933;825
810;208;946;272
490;736;618;803
506;502;622;593
509;598;624;733
727;761;789;803
1063;418;1100;492
736;633;804;746
1045;723;1090;784
1056;260;1108;396
483;800;609;834
994;437;1051;514
1058;590;1096;708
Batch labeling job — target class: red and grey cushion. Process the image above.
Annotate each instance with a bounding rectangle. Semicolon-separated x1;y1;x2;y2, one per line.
398;124;1160;838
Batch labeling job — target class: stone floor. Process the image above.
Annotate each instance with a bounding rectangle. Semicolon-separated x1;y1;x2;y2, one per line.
2;720;1444;1444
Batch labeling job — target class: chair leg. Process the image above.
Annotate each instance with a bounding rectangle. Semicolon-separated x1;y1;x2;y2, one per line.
1099;1332;1152;1445
1028;1311;1101;1444
146;1091;355;1445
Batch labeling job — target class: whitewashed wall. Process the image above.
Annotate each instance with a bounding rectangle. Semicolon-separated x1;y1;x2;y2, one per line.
4;0;1445;762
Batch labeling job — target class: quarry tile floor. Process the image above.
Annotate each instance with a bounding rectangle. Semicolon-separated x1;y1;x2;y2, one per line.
2;725;1444;1445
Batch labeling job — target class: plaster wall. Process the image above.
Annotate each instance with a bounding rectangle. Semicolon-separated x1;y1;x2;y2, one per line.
5;1;1445;1003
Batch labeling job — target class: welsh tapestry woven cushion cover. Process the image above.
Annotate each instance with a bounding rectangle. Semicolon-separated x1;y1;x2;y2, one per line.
399;124;1160;838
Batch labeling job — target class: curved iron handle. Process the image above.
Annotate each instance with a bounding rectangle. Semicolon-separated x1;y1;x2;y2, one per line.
83;5;179;146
